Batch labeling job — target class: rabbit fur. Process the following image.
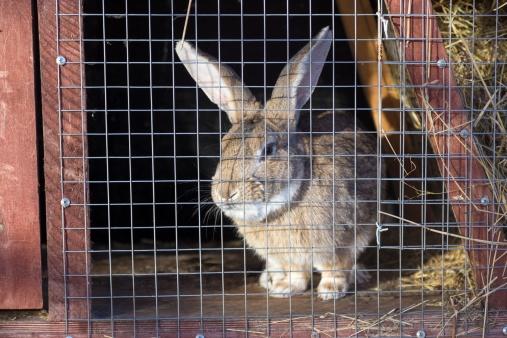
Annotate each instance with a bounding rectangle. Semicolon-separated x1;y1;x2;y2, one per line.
176;26;380;300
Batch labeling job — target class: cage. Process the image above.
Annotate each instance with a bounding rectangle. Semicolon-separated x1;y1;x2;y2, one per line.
1;0;506;336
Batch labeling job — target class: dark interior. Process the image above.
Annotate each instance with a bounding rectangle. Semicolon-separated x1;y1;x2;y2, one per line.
83;0;373;248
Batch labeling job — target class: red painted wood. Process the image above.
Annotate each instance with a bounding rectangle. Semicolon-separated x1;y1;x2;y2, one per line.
0;0;43;309
37;0;64;320
384;0;507;309
1;312;507;337
37;0;90;320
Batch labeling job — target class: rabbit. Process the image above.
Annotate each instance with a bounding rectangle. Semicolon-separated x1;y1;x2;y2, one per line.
175;26;380;300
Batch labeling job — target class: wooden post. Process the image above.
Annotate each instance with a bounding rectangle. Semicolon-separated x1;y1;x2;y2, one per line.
384;0;507;308
336;0;439;230
335;0;400;134
38;0;90;320
0;0;43;309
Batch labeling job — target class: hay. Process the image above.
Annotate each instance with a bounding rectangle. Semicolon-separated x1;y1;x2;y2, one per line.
400;246;475;294
433;0;507;223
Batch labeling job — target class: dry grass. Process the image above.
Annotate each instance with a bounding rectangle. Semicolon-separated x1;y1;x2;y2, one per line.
433;0;507;222
400;246;475;293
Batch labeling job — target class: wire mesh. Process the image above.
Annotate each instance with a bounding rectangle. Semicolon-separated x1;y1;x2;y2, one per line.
54;0;507;336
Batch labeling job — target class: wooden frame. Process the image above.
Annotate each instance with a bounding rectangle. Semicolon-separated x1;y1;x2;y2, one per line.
0;0;43;309
1;313;507;337
38;0;90;320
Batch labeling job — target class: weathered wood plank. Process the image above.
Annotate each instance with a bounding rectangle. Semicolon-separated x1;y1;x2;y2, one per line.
384;0;507;309
0;0;43;309
38;0;90;320
37;0;64;320
1;310;507;338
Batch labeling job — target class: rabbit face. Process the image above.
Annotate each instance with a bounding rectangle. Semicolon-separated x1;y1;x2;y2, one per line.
211;119;306;222
176;26;332;222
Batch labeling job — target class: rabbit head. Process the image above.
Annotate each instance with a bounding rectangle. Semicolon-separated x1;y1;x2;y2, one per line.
176;27;332;222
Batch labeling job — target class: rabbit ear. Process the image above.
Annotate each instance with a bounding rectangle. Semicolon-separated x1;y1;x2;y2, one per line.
267;26;332;123
175;40;260;124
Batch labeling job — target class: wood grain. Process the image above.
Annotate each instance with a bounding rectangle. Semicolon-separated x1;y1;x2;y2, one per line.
1;310;507;337
385;0;507;309
37;0;90;320
0;0;43;309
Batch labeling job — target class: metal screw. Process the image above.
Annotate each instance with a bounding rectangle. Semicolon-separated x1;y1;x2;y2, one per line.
195;335;205;338
311;331;320;338
502;326;507;335
60;197;71;208
66;336;73;338
459;128;470;139
56;55;67;66
480;196;490;206
436;59;447;68
416;330;426;338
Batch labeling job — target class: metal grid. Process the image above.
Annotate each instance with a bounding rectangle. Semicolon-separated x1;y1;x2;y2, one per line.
54;0;507;336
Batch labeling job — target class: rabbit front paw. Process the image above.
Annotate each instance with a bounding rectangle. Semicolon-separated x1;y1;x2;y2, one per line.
259;269;308;297
317;275;348;300
269;276;308;297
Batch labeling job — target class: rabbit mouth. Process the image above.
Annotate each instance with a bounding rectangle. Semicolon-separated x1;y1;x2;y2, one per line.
217;181;301;222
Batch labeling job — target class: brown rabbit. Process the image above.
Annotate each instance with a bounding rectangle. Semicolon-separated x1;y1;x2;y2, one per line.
176;26;379;300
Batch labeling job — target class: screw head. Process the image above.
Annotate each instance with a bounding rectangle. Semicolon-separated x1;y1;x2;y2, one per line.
60;198;71;208
480;196;490;206
416;330;426;338
459;128;470;139
436;59;447;68
56;55;67;65
195;335;205;338
502;326;507;335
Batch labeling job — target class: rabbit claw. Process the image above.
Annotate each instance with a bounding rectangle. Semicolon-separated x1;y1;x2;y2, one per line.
317;276;348;300
259;269;308;297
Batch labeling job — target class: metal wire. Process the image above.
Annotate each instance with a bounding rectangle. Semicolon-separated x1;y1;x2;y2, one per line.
55;0;506;336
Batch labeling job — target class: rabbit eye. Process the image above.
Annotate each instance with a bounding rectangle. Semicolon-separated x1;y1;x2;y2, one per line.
261;142;276;159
